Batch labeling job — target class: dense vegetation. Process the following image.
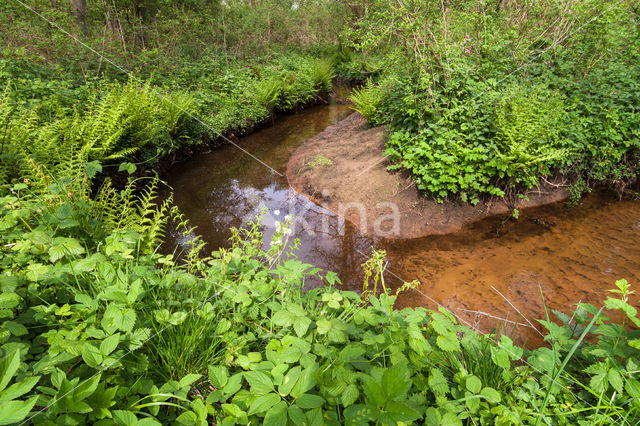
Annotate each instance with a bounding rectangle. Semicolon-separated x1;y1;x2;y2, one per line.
348;1;640;204
1;0;639;424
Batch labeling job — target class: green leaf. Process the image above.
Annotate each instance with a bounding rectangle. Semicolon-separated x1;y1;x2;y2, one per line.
0;376;39;402
85;161;103;178
490;347;510;370
589;373;608;394
118;162;137;175
384;401;421;423
316;319;331;335
113;409;139;425
0;293;20;310
74;374;101;401
360;375;386;407
436;333;460;352
248;393;281;416
179;374;202;388
466;375;482;394
264;401;288;426
287;405;306;426
480;387;501;403
102;304;136;334
0;349;20;393
277;366;301;397
296;393;325;409
82;343;103;368
208;365;228;389
100;333;120;356
607;368;623;393
342;383;359;407
0;397;38;425
290;368;316;399
428;368;449;396
293;316;311;337
382;362;410;398
244;371;274;395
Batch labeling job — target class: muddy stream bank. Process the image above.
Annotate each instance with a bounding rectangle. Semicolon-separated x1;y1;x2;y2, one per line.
164;103;640;346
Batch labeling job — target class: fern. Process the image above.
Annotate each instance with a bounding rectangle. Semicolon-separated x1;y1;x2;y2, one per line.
254;77;283;112
349;80;384;125
492;85;569;187
311;58;335;93
92;175;178;254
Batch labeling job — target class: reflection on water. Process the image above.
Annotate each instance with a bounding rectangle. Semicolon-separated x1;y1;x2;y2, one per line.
164;104;375;287
165;104;640;346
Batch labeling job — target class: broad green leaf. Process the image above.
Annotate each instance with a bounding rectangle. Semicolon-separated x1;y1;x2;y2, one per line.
100;333;120;356
244;371;274;395
428;368;449;396
248;393;281;416
277;366;301;396
0;349;20;393
316;319;331;335
82;343;103;368
0;376;39;402
263;401;287;426
208;365;228;389
384;401;421;423
465;375;482;394
287;405;306;426
295;393;325;409
290;368;316;398
360;375;386;407
382;362;410;398
74;374;101;401
0;293;20;310
0;397;38;425
113;409;139;425
436;333;460;352
179;374;202;388
341;383;359;407
85;161;103;178
480;387;501;403
607;368;623;393
490;347;510;370
293;316;311;337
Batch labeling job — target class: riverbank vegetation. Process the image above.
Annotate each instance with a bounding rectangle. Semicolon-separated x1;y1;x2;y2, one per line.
348;1;640;204
1;0;640;424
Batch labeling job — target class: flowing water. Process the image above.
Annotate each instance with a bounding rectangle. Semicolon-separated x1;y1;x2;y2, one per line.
165;103;640;346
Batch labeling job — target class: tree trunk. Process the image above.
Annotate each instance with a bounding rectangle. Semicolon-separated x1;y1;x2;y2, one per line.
70;0;87;36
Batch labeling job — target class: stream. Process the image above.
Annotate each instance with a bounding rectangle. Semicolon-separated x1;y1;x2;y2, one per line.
164;103;640;345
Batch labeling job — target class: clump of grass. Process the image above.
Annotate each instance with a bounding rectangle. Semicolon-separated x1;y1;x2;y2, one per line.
306;154;333;169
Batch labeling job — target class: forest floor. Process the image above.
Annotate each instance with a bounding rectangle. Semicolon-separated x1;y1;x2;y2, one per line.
287;113;569;239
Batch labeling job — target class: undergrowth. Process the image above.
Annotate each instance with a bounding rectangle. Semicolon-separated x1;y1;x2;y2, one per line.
1;157;639;423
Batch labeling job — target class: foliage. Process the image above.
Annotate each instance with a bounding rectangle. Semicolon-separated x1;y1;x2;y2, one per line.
349;80;384;126
311;58;335;94
1;171;640;423
346;1;640;202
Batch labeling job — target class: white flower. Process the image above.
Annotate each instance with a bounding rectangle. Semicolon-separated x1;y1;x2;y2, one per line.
270;238;282;247
285;214;292;222
274;209;280;216
274;221;281;231
283;228;292;237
